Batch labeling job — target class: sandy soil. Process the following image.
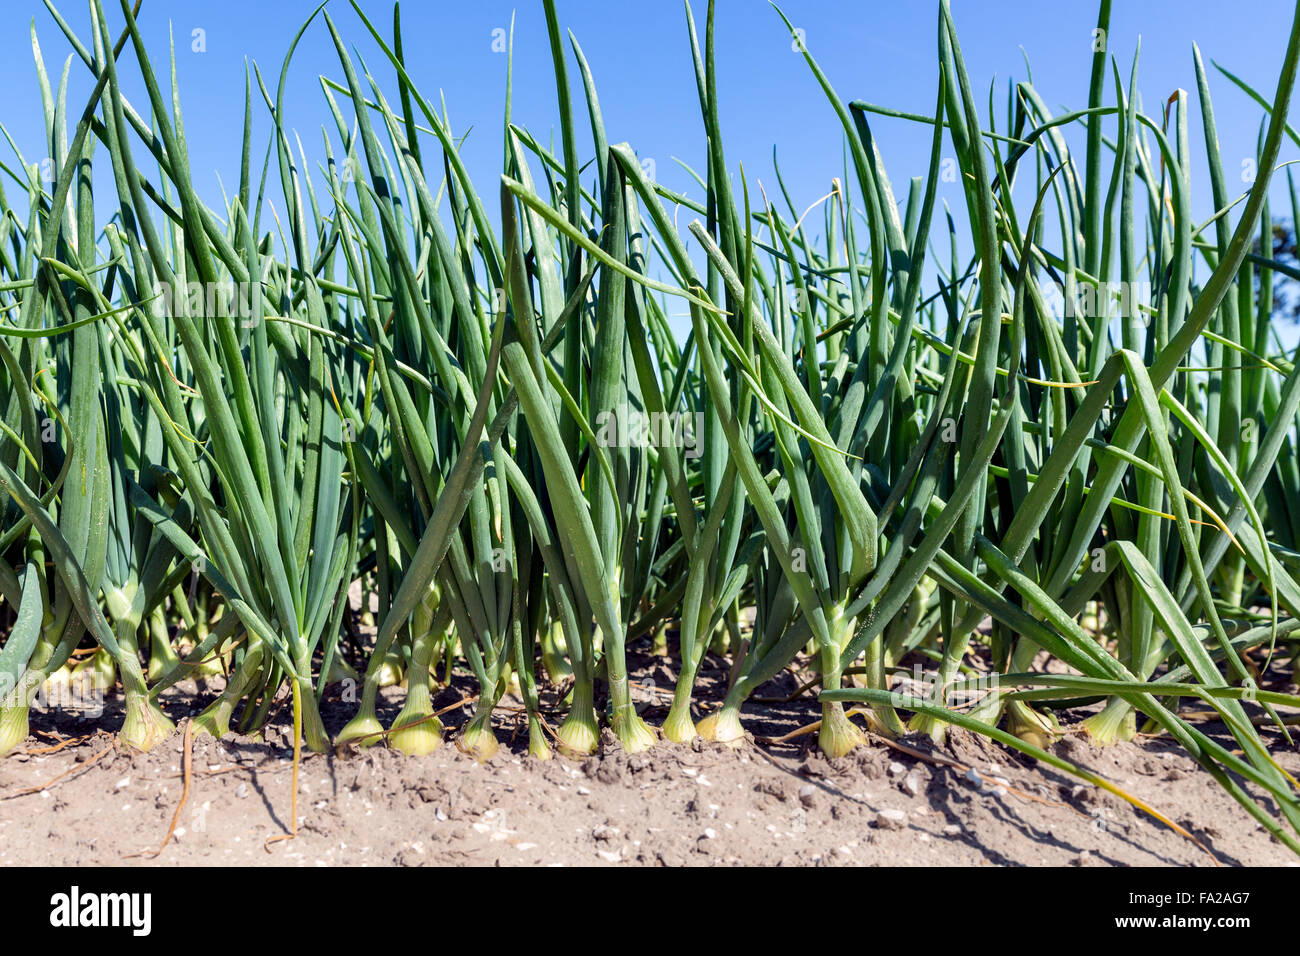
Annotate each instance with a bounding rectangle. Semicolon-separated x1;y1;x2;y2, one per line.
1;651;1297;867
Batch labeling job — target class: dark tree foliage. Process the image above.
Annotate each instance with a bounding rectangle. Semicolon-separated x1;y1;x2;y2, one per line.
1261;220;1300;325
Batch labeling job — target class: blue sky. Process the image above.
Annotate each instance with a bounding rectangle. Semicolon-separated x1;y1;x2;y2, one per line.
4;0;1299;340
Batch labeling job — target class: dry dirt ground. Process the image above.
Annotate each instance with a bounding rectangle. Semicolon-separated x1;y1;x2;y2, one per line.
2;651;1297;867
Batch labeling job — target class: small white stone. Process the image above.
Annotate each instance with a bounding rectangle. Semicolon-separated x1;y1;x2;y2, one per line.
888;761;906;775
876;809;908;830
702;828;717;839
114;777;130;790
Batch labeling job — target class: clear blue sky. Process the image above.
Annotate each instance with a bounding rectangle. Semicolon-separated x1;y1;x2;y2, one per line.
4;0;1299;339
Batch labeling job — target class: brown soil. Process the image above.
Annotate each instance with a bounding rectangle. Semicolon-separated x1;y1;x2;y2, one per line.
2;650;1297;867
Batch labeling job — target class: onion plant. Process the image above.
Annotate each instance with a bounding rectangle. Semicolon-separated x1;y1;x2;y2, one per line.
3;0;1300;854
